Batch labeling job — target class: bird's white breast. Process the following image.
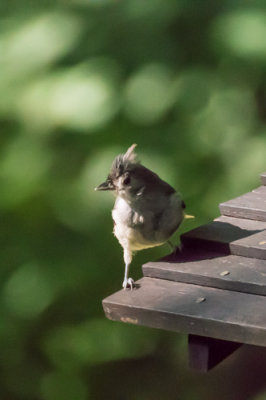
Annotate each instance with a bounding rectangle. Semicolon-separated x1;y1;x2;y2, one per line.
112;197;147;251
112;193;184;252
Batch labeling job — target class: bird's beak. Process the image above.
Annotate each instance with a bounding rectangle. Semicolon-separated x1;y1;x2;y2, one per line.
94;180;115;191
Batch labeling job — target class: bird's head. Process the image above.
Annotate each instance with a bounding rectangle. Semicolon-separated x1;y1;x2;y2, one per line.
95;144;142;200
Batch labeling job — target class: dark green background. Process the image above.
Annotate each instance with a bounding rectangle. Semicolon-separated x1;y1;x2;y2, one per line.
1;1;266;399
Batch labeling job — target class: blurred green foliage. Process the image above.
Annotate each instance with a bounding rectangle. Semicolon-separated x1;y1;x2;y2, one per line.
1;0;266;399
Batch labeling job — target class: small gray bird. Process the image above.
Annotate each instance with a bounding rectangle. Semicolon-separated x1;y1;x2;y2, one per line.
95;144;185;289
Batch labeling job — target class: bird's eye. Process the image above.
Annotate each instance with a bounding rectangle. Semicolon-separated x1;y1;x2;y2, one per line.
123;176;131;185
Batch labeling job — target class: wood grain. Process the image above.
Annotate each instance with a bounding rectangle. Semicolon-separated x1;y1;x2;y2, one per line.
219;186;266;221
143;254;266;295
103;277;266;347
181;216;266;260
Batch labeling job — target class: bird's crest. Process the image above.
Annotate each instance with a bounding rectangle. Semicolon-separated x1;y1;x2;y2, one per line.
123;144;138;164
110;144;139;179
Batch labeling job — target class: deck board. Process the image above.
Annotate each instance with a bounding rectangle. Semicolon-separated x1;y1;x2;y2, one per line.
103;277;266;347
220;186;266;221
181;216;266;259
143;253;266;295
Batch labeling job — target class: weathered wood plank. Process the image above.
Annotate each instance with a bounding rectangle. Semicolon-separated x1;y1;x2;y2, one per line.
143;254;266;296
181;216;266;260
261;172;266;185
188;334;242;372
219;186;266;221
103;277;266;347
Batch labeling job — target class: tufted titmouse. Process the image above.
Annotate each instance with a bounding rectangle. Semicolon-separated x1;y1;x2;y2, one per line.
95;144;185;289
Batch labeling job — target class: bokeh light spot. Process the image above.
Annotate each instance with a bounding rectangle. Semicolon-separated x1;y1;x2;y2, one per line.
17;63;120;131
0;136;52;208
4;262;56;318
42;318;159;369
0;12;84;80
124;63;176;124
213;11;266;60
175;68;214;113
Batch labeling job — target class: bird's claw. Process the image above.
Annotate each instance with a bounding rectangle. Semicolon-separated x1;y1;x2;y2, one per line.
122;277;135;290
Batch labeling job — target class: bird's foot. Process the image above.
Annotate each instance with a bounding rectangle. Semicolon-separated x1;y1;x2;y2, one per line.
122;277;135;290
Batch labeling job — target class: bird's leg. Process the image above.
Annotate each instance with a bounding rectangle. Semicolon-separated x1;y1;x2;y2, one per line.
123;263;134;290
122;248;134;290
